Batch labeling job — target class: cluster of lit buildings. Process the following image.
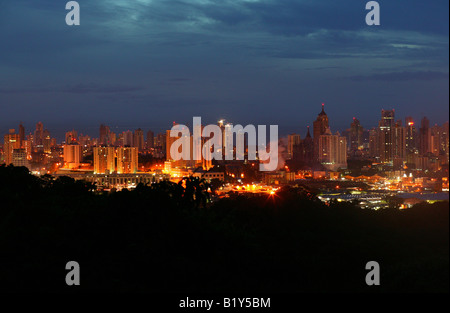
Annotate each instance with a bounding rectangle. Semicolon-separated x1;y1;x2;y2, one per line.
287;105;449;172
1;105;449;198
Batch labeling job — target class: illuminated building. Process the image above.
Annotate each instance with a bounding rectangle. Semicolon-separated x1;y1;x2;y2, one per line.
63;143;82;169
93;147;116;174
349;117;364;152
65;130;78;144
99;124;111;146
377;109;395;164
287;134;301;160
134;128;144;151
405;117;418;163
318;128;347;171
117;147;138;174
34;122;44;146
313;103;329;160
123;130;134;147
12;149;29;169
3;130;21;165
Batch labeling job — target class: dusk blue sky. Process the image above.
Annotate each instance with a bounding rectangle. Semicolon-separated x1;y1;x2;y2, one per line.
0;0;448;139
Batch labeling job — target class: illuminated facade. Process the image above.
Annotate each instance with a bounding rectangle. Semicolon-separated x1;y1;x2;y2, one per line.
93;147;116;174
117;147;138;174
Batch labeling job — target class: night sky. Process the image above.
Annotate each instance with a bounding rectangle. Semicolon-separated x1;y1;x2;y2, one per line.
0;0;448;139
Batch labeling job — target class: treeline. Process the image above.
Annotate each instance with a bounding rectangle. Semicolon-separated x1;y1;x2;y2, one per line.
0;165;448;292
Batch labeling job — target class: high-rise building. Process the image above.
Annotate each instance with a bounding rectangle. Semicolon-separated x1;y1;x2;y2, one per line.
18;123;25;147
378;109;395;164
318;128;347;171
313;104;329;160
117;147;138;174
65;130;78;144
93;147;116;174
287;134;301;160
405;117;418;164
3;130;21;165
146;130;154;149
12;149;29;169
99;124;111;146
63;144;82;169
134;128;144;151
393;120;406;167
349;117;364;152
123;131;134;147
419;117;431;155
34;122;44;146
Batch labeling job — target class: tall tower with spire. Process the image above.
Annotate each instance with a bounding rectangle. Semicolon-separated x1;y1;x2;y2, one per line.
313;103;330;160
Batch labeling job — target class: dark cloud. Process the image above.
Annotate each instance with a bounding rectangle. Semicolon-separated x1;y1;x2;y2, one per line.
0;0;448;137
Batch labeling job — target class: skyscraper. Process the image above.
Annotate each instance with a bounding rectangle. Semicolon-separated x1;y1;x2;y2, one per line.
318;128;347;171
63;144;82;169
99;124;111;146
405;117;418;164
378;109;395;164
3;130;21;165
313;103;329;160
146;130;154;149
18;123;25;148
117;147;139;174
349;117;364;152
419;117;431;155
93;147;116;174
134;128;144;151
34;122;44;146
287;134;301;160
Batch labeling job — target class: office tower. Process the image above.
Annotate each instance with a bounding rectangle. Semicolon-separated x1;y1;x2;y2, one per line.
93;147;116;174
117;147;138;174
146;130;154;149
34;122;44;146
12;149;29;169
3;130;21;165
377;109;395;164
99;124;111;146
431;124;441;156
318;128;347;171
349;117;364;152
134;128;144;151
405;117;418;163
18;123;25;147
419;117;431;155
393;120;406;167
63;144;82;169
313;104;330;160
43;130;52;154
287;134;301;160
